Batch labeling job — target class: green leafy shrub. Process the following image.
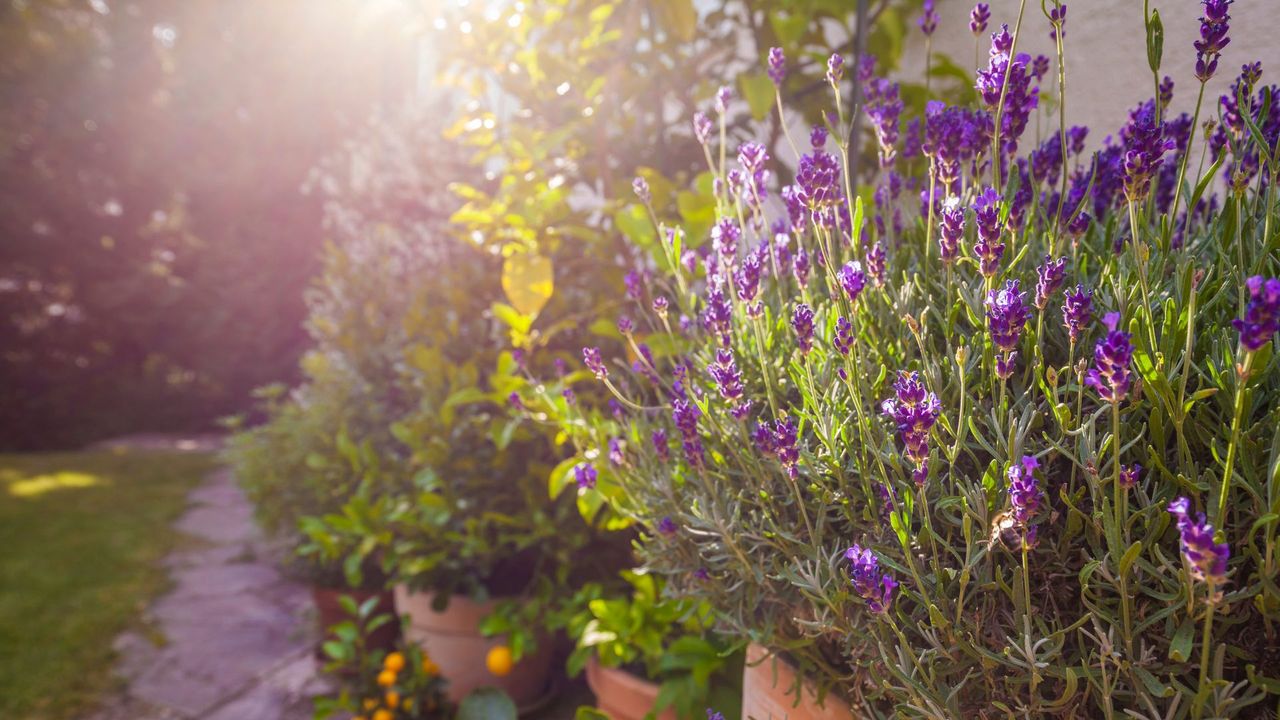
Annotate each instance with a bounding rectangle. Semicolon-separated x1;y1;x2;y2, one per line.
565;571;742;719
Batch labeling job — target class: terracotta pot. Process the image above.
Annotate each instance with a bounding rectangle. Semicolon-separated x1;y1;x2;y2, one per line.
312;586;399;656
394;585;554;708
741;643;854;720
585;657;676;720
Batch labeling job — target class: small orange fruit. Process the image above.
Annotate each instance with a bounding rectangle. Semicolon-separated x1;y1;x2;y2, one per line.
376;669;396;687
422;658;440;676
383;652;405;673
486;645;514;677
384;691;400;709
373;710;393;720
363;698;378;711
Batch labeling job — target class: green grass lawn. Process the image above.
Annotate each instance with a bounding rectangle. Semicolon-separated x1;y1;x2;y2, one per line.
0;448;215;720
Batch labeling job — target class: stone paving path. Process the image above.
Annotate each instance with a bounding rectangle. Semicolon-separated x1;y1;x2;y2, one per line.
89;439;328;720
87;435;591;720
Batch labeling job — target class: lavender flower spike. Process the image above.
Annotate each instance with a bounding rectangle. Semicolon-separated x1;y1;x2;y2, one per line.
767;47;786;87
838;261;867;303
986;280;1030;368
1086;312;1134;403
972;188;1005;277
826;53;844;86
1007;455;1043;525
583;346;607;379
574;462;597;490
1062;284;1093;344
881;371;941;479
1232;276;1280;351
918;0;938;36
845;545;898;614
938;196;964;264
792;304;815;354
1195;0;1232;82
1034;255;1067;310
709;348;745;403
1167;497;1229;587
970;3;991;35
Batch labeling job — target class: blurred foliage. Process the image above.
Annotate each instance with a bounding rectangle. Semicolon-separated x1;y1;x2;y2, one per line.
0;0;421;449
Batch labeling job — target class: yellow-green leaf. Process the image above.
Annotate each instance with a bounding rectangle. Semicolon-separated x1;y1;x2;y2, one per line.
739;71;775;121
502;252;554;317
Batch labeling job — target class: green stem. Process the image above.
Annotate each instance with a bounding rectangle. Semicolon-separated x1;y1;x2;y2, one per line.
1215;351;1255;527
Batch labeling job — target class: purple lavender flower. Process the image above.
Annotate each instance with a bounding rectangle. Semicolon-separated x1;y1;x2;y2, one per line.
918;0;938;35
672;398;704;467
1119;463;1143;489
767;47;786;86
792;303;815;354
574;462;597;490
810;124;828;149
1122;106;1174;201
583;346;607;379
832;316;855;356
858;243;885;289
986;280;1029;377
715;85;733;115
711;218;741;261
1195;0;1232;82
976;26;1040;155
1086;312;1134;404
693;112;713;148
617;315;634;336
795;150;843;209
1167;497;1229;586
772;416;800;477
701;287;732;343
1232;276;1280;351
838;261;867;303
656;516;678;535
652;296;669;317
707;711;725;720
1007;455;1043;524
922;103;992;188
972;188;1005;277
709;348;745;403
1062;284;1093;344
651;429;670;463
881;371;941;478
608;437;625;466
845;545;898;614
970;3;990;35
793;249;811;288
632;176;651;203
826;53;844;86
1034;256;1067;309
1032;54;1051;81
507;392;523;410
864;77;904;167
1049;4;1066;41
938;196;965;264
624;270;644;300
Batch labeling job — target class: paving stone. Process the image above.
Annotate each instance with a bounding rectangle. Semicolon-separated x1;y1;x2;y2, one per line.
87;443;326;720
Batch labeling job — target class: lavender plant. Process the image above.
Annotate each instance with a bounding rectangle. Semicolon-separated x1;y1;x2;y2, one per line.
515;3;1280;717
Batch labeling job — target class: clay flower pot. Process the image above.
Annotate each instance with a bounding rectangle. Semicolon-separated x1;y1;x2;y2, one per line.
312;586;399;656
394;585;554;707
741;643;853;720
585;657;676;720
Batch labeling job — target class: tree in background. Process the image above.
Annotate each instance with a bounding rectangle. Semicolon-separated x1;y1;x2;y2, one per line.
0;0;419;449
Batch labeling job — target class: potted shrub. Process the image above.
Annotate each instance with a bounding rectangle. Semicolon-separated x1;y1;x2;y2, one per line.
530;1;1280;717
227;378;399;656
564;570;741;720
230;103;473;658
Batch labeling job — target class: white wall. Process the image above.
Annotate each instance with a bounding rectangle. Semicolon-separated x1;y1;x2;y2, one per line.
898;0;1279;146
